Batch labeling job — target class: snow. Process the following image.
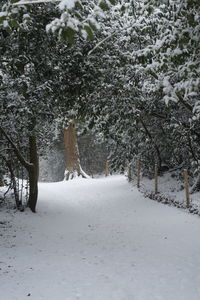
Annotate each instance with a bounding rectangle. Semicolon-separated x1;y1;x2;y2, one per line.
140;172;200;210
16;0;60;4
59;0;76;10
1;175;200;300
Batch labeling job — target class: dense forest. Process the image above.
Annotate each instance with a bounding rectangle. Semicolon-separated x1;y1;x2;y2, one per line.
0;0;200;212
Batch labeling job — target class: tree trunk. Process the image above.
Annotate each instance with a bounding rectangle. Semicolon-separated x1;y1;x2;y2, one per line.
64;120;89;180
28;135;39;212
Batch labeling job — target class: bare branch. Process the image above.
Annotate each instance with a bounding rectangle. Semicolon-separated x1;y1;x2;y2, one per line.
13;0;60;6
88;32;117;56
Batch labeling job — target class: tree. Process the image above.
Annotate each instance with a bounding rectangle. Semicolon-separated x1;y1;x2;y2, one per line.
0;0;116;42
0;0;114;210
81;0;200;178
0;3;62;211
64;120;89;179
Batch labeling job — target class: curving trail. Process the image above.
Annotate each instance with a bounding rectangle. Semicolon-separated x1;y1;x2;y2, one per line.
1;175;200;300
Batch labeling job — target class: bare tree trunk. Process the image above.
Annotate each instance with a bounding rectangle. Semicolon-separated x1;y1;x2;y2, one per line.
28;134;39;212
64;120;89;180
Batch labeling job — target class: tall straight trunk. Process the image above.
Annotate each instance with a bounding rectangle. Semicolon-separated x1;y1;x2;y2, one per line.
28;134;39;212
64;120;89;180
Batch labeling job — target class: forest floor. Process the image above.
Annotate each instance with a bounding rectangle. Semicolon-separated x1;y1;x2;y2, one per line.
1;175;200;300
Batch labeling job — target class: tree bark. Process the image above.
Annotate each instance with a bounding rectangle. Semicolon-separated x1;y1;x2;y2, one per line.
28;134;39;212
64;120;89;180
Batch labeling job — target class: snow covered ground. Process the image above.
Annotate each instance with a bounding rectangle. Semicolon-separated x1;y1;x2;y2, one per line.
1;175;200;300
140;172;200;212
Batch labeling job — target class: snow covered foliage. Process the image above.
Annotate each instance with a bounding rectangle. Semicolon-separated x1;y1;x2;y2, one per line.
0;0;115;43
81;0;200;176
0;3;79;210
0;1;109;209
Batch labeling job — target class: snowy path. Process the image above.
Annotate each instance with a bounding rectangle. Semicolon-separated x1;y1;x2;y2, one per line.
1;175;200;300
